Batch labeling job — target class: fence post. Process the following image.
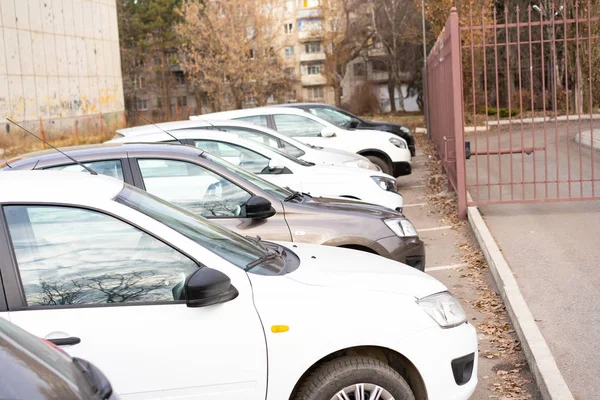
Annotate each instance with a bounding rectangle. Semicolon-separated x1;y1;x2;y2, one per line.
39;118;46;148
449;8;467;219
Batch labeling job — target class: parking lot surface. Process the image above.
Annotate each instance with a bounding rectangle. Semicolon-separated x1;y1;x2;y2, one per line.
402;143;540;399
463;121;600;399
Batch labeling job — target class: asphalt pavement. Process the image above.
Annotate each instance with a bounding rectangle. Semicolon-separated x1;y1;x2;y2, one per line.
400;150;540;399
466;120;600;399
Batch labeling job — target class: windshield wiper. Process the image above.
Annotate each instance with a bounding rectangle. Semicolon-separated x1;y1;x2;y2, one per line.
245;235;267;251
284;191;304;202
246;248;281;269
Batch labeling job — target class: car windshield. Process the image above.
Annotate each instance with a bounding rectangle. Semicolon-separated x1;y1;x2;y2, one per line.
257;141;314;167
202;153;294;200
115;185;285;274
308;108;354;128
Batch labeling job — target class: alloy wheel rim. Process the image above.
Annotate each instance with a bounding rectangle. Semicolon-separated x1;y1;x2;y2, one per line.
331;383;395;400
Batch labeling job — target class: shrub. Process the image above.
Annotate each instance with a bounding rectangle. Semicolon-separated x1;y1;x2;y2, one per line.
486;108;519;118
486;107;498;116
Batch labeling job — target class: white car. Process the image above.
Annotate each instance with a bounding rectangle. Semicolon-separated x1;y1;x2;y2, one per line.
110;129;404;211
114;119;380;171
0;171;478;400
192;107;412;177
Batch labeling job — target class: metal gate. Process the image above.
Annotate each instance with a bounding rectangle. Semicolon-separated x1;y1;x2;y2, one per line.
426;2;600;218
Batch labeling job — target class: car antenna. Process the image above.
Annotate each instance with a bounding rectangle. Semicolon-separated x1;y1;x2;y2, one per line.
137;114;184;145
6;118;97;175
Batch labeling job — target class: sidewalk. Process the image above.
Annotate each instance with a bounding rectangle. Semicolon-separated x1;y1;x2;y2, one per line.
478;201;600;400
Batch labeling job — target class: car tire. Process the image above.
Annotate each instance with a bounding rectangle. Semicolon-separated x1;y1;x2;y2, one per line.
365;156;392;175
293;356;415;400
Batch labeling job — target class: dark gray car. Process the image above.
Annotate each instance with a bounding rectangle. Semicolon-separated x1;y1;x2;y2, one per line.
0;317;115;400
4;143;425;270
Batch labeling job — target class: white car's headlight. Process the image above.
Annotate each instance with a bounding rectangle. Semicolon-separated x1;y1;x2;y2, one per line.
344;159;379;171
389;137;408;149
418;292;467;328
384;218;417;237
371;176;398;193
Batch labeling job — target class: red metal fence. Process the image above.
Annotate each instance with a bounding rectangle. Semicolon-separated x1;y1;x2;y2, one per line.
426;2;600;218
426;8;467;218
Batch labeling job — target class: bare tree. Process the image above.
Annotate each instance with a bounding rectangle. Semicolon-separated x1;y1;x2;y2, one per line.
177;0;292;110
318;0;373;107
370;0;423;112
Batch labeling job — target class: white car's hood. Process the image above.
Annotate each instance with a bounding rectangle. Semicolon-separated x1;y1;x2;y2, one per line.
302;163;393;179
277;242;446;299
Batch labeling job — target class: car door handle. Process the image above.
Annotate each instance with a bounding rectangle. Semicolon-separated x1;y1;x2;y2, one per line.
47;337;81;346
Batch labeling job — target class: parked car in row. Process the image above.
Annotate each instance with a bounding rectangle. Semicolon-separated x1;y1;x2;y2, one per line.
276;103;417;156
115;119;381;171
192;107;412;177
109;129;404;211
4;143;424;269
0;317;116;400
0;171;477;400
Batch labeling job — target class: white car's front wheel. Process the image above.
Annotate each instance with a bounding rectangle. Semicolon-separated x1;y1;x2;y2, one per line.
293;356;415;400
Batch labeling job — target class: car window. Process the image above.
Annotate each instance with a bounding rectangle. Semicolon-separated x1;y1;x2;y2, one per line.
234;115;269;128
308;108;353;128
203;153;293;200
220;126;306;158
272;114;325;137
138;158;252;218
116;186;286;275
45;160;124;181
4;205;198;307
193;140;270;174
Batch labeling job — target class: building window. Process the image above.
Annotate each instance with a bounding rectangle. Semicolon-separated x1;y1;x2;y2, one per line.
285;67;296;78
174;71;185;86
249;49;255;60
284;46;295;58
136;99;148;110
133;75;145;89
302;63;323;75
354;63;365;76
285;0;293;12
284;23;293;35
298;19;322;32
223;93;233;106
307;86;324;100
305;42;321;53
371;60;388;73
298;0;320;8
176;96;187;107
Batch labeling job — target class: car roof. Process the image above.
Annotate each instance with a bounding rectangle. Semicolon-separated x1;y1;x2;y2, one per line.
0;170;124;204
192;106;310;120
275;103;330;109
112;129;255;146
4;142;204;170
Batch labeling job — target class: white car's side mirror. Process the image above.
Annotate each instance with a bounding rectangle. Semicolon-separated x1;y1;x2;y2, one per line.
268;158;286;174
320;128;337;138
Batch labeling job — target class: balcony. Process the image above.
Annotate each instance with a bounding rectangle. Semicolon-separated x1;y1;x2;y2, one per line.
369;71;389;82
296;8;322;19
298;29;322;41
301;74;327;86
300;52;326;62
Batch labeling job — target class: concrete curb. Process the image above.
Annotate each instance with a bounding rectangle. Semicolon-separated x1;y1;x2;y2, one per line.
467;204;574;400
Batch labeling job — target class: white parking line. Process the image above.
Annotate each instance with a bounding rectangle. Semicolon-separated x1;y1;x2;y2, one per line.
425;263;468;272
403;202;427;208
418;225;453;232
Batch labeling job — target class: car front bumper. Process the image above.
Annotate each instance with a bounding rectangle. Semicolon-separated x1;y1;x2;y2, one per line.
371;235;425;271
399;322;478;400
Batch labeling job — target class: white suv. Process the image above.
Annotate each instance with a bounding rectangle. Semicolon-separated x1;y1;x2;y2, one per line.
110;129;405;211
192;107;412;177
114;119;380;171
0;171;477;400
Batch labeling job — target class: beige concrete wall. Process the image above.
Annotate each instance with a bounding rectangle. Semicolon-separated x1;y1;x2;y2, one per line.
0;0;124;137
